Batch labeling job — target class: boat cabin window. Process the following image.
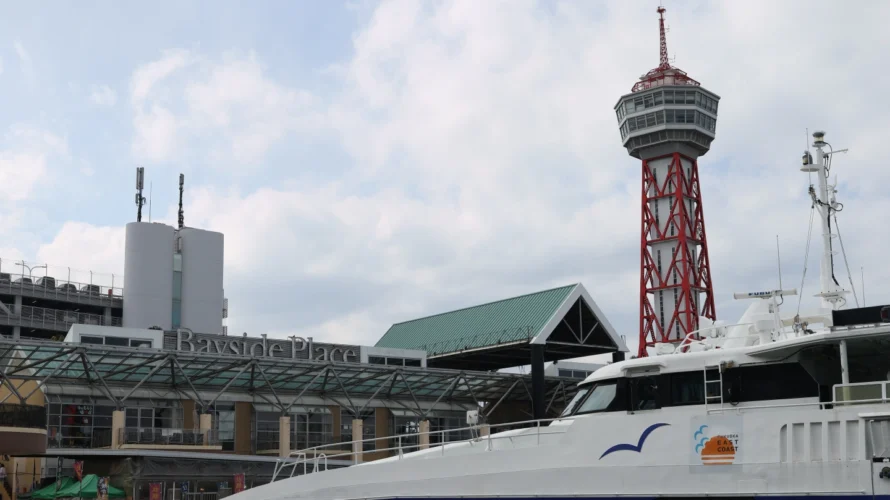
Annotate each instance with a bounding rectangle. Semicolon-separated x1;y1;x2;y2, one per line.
629;376;659;411
566;379;627;416
560;386;590;417
722;362;818;404
562;363;818;416
577;382;619;414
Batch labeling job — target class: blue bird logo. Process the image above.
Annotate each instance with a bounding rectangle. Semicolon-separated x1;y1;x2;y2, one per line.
693;424;709;453
599;422;670;459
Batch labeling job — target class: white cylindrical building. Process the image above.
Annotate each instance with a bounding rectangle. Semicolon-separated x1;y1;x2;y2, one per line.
179;227;224;334
123;222;175;330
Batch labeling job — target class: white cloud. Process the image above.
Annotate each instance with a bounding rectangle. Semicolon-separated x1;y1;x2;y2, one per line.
35;222;125;282
13;40;32;77
0;125;67;202
89;84;118;107
0;152;47;201
129;50;319;164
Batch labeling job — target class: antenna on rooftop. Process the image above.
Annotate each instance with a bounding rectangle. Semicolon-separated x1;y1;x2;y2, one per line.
135;167;146;222
178;173;185;229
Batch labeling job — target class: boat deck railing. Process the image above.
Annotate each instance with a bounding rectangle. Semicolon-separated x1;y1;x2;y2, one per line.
271;415;577;481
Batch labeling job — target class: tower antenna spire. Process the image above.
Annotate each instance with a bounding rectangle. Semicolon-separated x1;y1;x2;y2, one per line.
658;6;670;70
631;4;699;92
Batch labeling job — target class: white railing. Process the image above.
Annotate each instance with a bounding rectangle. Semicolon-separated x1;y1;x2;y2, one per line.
271;416;576;482
706;381;890;415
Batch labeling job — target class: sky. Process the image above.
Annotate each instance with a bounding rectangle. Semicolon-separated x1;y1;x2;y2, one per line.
0;0;888;358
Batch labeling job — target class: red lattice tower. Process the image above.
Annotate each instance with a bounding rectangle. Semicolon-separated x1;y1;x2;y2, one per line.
615;6;719;357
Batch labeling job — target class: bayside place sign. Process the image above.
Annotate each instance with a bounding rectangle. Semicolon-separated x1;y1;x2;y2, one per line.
171;330;360;363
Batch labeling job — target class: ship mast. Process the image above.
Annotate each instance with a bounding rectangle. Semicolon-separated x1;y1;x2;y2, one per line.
801;131;847;310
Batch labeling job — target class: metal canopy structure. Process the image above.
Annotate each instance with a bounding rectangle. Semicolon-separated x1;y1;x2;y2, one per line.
377;283;627;371
0;338;577;420
375;284;626;420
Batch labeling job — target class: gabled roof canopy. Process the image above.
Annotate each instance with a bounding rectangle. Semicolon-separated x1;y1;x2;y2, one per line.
376;283;628;370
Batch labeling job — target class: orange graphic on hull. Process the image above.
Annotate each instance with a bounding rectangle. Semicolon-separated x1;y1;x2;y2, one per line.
700;435;735;465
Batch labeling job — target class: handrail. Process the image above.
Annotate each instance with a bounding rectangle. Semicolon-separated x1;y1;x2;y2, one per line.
271;415;579;481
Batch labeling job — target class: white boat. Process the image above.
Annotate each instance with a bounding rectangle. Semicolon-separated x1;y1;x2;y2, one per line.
238;133;890;499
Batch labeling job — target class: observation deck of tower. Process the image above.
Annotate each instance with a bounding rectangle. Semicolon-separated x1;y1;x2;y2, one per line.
614;6;719;357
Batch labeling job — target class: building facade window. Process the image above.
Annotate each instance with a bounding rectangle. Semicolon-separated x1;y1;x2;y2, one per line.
557;369;592;379
342;409;376;451
46;397;115;448
368;356;422;367
390;410;472;450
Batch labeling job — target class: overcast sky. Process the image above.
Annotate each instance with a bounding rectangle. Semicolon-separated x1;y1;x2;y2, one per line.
0;1;887;357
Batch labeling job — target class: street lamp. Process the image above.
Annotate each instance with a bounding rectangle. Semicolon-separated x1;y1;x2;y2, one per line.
18;262;47;280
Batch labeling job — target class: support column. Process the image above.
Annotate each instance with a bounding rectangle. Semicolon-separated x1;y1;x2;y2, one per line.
111;410;125;448
13;296;22;340
839;340;851;403
199;413;212;446
103;307;113;326
279;416;291;458
531;344;546;420
839;340;850;385
419;420;430;450
351;419;363;464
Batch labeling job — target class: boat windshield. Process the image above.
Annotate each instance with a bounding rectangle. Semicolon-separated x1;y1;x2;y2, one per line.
576;382;618;414
562;380;620;416
560;386;590;417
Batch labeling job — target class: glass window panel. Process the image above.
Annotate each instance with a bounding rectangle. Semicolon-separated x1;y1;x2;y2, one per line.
634;97;643;111
695;92;702;106
368;356;386;365
644;94;654;108
577;383;618;413
125;408;138;428
130;339;152;348
656;111;665;125
625;101;634;113
139;408;154;428
628;119;637;132
664;90;674;104
666;109;675;123
654;91;663;105
646;113;656;127
80;335;104;345
404;358;421;367
105;336;128;347
686;91;696;104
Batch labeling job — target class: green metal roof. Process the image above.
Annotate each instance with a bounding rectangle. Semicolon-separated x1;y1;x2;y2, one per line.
375;284;579;356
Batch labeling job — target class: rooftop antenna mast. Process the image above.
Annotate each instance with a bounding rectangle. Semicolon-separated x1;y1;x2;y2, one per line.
657;5;670;70
135;167;146;222
178;173;185;229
